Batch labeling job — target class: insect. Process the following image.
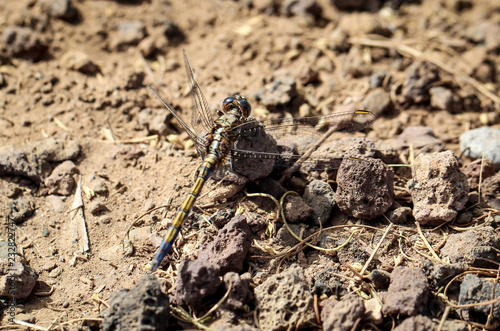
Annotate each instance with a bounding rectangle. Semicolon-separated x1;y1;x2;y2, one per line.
148;52;375;271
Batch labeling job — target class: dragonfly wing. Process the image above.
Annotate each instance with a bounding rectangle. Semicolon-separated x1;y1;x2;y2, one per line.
148;86;208;152
183;51;214;136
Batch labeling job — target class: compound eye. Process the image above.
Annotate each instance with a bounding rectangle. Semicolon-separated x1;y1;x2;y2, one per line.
237;98;251;117
222;97;235;108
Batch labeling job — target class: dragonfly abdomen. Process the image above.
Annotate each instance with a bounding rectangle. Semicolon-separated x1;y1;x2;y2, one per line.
149;159;216;271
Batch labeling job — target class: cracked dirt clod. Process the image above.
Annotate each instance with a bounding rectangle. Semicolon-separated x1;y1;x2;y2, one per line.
254;264;315;331
407;150;469;224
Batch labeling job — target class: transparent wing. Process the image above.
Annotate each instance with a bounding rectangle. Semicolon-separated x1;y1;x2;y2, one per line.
235;110;375;138
184;51;214;136
148;86;208;157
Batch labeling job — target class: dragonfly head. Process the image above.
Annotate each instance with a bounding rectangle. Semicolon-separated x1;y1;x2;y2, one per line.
222;95;251;118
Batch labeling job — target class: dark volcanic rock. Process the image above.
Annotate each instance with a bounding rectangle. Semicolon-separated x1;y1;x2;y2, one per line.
222;272;253;310
303;179;335;225
0;147;45;184
102;274;169;331
171;259;222;309
459;274;500;321
336;158;394;219
282;194;312;223
402;61;440;104
383;267;429;316
198;215;252;274
440;226;500;267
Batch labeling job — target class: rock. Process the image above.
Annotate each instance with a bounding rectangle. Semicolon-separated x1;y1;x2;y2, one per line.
222;272;253;310
46;195;65;213
281;0;323;25
459;274;500;321
44;160;79;196
171;259;222;309
198;215;252;274
460;159;496;191
311;266;345;296
102;274;169;331
282;194;312;223
383;267;429;316
232;118;277;181
429;86;462;113
368;269;391;289
61;51;100;74
8;198;35;224
0;146;45;183
440;226;500;267
254;70;297;109
254;264;314;330
423;261;468;287
407;151;469;224
321;294;365;331
1;26;48;61
162;20;186;42
39;0;78;21
396;126;445;153
28;134;81;162
332;0;380;11
336;158;394;219
129;226;152;247
110;21;146;50
402;61;440;104
394;315;437;331
88;200;109;215
275;223;302;247
459;127;500;168
362;88;392;116
481;172;500;209
0;243;37;299
387;206;412;224
303;180;335;225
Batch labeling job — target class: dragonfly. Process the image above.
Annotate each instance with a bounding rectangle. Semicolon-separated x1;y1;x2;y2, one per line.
148;52;375;271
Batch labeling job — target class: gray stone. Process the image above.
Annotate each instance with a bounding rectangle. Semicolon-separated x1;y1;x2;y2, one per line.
303;179;335;225
440;226;500;267
459;274;500;320
460;127;500;168
362;88;392;116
